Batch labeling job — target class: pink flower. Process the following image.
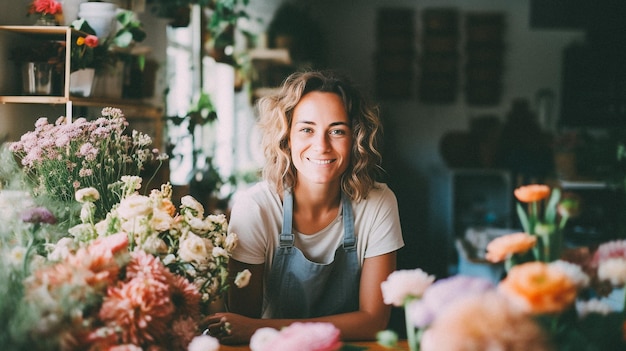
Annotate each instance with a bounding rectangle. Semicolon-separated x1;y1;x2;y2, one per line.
407;275;494;328
420;291;552;351
381;269;435;306
98;252;175;345
252;322;342;351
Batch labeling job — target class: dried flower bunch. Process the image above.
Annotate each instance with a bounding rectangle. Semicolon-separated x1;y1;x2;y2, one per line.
9;107;166;221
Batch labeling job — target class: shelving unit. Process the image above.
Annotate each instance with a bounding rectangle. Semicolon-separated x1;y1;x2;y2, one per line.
0;25;160;125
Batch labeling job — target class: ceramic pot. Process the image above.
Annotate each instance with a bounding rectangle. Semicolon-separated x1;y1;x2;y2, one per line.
78;2;118;39
69;68;96;97
61;0;88;26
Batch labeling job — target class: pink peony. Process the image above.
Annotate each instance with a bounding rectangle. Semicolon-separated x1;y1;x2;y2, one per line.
253;322;342;351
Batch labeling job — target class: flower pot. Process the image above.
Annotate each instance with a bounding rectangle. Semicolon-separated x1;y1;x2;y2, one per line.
21;62;53;95
61;0;88;25
78;2;118;39
69;68;95;97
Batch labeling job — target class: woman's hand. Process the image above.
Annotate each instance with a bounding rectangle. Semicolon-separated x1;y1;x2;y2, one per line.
202;312;259;345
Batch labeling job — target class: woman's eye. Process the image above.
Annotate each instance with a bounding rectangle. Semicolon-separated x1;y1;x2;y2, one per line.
300;127;313;133
330;129;346;136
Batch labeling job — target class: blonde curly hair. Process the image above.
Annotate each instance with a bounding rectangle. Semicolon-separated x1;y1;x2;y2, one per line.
256;70;383;202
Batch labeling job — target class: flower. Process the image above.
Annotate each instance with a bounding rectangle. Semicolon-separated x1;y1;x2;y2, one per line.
234;268;252;288
187;335;220;351
380;268;435;306
9;107;166;222
420;291;552;351
249;322;342;351
514;184;551;203
498;261;577;314
28;0;62;22
513;184;578;262
485;232;537;263
407;275;494;328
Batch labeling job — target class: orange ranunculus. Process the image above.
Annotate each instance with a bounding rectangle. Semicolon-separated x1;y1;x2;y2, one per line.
498;261;577;314
514;184;551;203
485;233;537;263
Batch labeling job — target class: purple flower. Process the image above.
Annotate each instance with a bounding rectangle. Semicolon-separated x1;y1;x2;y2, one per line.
407;275;494;328
20;206;57;224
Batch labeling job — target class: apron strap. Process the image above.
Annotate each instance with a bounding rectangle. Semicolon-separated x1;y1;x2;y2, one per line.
341;191;356;249
280;189;295;248
281;189;357;250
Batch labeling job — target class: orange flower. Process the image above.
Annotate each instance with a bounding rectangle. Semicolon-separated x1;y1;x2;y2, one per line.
514;184;551;203
485;233;537;263
498;261;577;314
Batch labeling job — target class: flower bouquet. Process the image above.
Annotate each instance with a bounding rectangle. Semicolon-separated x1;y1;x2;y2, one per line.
66;176;249;310
1;176;250;350
9;107;166;223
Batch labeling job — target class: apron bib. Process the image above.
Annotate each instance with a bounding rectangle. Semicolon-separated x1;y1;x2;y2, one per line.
266;190;361;318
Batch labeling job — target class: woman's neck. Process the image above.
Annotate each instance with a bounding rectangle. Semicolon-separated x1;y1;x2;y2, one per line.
291;183;342;234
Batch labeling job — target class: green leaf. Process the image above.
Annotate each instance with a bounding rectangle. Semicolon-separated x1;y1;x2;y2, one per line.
545;187;561;225
517;202;530;233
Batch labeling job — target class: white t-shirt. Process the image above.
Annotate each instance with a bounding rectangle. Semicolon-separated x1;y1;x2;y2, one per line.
229;181;405;268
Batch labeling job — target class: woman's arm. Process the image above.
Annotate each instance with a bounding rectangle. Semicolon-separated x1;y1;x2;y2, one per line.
207;251;397;344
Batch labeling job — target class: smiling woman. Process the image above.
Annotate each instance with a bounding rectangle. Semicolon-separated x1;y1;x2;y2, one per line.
201;70;404;345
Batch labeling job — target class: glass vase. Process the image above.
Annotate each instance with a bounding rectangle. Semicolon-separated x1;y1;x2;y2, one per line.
34;15;57;26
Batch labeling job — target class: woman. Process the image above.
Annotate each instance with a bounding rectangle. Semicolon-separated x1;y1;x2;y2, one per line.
204;70;404;344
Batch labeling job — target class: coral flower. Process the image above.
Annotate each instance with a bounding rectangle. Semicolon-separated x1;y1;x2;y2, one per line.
420;291;552;351
514;184;551;203
498;261;577;314
485;232;537;263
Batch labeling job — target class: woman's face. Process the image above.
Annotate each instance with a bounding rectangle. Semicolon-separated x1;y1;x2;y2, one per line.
289;91;352;187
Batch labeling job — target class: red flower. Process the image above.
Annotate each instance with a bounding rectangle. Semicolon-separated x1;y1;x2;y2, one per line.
29;0;62;15
84;35;99;48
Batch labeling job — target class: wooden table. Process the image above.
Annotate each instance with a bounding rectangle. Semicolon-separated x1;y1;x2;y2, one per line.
219;340;408;350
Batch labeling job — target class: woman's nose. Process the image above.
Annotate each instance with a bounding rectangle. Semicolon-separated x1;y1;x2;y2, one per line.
312;133;330;152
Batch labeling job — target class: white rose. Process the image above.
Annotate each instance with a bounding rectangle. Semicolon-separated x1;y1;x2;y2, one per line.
117;194;152;220
141;235;168;255
151;208;174;232
234;269;252;288
208;214;228;230
212;246;228;259
179;232;211;264
187;216;211;234
225;232;238;251
75;187;100;203
121;215;151;238
181;195;204;217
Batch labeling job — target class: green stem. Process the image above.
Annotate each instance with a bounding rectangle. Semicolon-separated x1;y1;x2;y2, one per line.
405;303;419;351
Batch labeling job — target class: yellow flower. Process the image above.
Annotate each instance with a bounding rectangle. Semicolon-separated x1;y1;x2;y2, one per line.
498;261;577;314
514;184;551;203
486;232;537;263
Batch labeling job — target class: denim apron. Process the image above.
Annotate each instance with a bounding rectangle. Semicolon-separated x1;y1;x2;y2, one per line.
266;190;361;318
